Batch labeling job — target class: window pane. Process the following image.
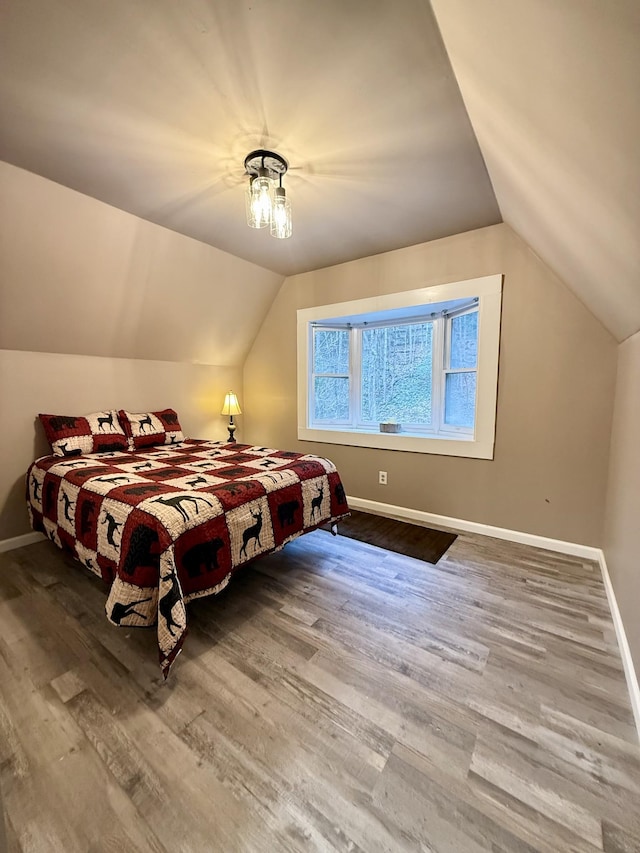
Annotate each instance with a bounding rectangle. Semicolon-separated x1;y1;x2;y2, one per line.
313;329;350;374
314;376;350;421
444;372;476;428
449;312;478;369
361;323;432;424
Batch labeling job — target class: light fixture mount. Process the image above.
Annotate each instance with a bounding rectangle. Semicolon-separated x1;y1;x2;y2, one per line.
244;149;288;180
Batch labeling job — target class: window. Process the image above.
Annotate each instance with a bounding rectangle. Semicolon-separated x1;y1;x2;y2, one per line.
443;310;479;430
311;307;479;434
298;274;502;459
312;329;351;423
360;321;434;428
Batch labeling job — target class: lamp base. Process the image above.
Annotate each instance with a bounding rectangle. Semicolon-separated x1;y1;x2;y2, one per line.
227;422;237;443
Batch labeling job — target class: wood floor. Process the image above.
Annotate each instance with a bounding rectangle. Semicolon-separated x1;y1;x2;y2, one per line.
0;528;639;852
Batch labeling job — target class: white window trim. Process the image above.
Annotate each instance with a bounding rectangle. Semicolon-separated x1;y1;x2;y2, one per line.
297;274;503;459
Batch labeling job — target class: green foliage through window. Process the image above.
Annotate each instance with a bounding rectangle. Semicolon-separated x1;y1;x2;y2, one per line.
310;306;478;434
361;323;432;424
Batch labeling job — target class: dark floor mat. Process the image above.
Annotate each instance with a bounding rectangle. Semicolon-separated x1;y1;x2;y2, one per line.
325;509;457;564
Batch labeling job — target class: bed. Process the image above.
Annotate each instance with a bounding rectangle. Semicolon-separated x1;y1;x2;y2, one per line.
26;438;350;676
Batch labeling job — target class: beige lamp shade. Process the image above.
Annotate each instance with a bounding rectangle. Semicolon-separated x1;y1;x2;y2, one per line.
221;391;242;416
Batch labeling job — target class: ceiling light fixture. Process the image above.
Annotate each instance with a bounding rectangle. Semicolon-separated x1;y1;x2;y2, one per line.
244;149;292;239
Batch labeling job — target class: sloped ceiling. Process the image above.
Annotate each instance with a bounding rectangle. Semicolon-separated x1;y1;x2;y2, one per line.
1;2;637;342
431;0;640;342
0;0;500;278
0;161;284;366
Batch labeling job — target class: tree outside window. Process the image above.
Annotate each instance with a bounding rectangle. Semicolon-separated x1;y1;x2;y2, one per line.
310;306;478;435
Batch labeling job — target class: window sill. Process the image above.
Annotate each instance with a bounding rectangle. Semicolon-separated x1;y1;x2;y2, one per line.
298;426;494;459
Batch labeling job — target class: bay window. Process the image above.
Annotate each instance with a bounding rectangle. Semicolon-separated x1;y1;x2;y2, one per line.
298;274;502;459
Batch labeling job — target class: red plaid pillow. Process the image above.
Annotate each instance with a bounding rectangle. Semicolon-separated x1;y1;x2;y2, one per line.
118;408;185;449
39;410;129;457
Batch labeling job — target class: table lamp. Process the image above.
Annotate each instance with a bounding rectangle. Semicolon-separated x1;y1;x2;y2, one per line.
221;391;242;443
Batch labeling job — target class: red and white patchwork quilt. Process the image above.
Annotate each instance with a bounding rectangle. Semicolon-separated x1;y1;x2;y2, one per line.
26;440;350;675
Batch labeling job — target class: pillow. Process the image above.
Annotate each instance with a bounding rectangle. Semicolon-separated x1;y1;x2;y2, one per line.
118;408;185;449
39;410;129;457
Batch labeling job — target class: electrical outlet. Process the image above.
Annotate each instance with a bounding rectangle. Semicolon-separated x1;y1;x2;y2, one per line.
378;470;387;485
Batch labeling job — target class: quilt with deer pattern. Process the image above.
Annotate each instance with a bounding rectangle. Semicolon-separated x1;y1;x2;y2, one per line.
26;440;350;676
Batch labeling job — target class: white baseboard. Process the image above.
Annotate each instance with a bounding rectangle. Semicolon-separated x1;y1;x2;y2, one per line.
347;495;640;742
598;553;640;742
347;496;601;559
0;531;45;554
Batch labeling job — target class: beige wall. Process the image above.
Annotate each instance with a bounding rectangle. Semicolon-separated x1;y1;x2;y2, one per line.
0;162;270;541
0;350;243;539
244;223;617;546
603;332;640;671
0;162;284;365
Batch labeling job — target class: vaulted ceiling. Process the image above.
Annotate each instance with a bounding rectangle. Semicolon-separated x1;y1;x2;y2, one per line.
0;1;638;341
431;0;640;342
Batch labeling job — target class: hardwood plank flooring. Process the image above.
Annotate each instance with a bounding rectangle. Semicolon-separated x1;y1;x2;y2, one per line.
0;529;638;852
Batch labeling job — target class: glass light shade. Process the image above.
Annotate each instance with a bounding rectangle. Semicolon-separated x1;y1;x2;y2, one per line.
270;186;292;239
221;391;242;416
245;171;272;229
